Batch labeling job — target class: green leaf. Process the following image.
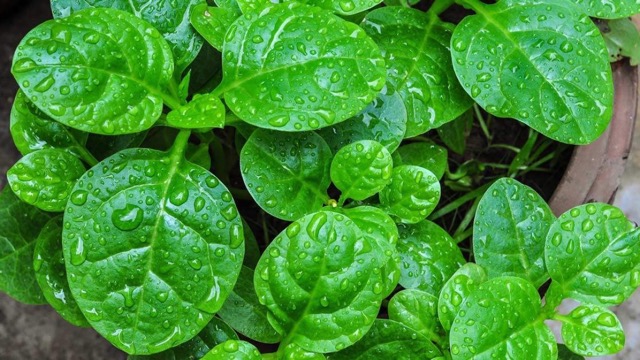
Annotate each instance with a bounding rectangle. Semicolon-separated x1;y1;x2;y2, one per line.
85;131;149;161
240;129;332;221
10;90;88;157
361;7;472;137
12;8;176;135
254;211;386;353
280;343;326;359
218;266;281;343
331;140;393;202
545;204;640;306
8;149;86;212
380;165;441;223
202;340;261;360
217;2;386;131
327;319;442;360
397;220;464;295
569;0;640;19
51;0;205;73
190;4;239;51
436;109;473;155
62;145;244;355
391;141;448;180
473;178;555;287
450;277;557;360
237;0;382;15
128;317;239;360
450;0;613;144
0;187;53;304
557;344;585;360
33;216;89;327
560;304;624;356
317;84;407;154
389;289;444;346
167;94;225;129
600;18;640;65
437;263;487;331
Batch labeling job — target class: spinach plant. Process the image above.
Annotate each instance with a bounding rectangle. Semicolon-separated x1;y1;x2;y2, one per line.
2;0;640;358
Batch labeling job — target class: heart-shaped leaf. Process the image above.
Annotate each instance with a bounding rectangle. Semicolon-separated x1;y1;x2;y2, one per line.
202;340;261;360
450;0;613;144
437;263;487;331
389;289;444;346
217;2;386;131
391;141;448;180
559;305;624;356
380;165;441;224
167;94;225;129
63;143;244;354
190;4;239;51
361;7;472;137
569;0;640;19
12;8;176;135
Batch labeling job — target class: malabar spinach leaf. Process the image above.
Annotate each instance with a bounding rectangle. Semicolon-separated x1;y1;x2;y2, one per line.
190;4;239;51
201;340;261;360
600;18;640;65
389;289;444;346
570;0;640;19
167;93;225;129
560;304;624;356
438;263;487;332
451;0;613;144
391;141;447;180
380;165;441;224
217;2;386;131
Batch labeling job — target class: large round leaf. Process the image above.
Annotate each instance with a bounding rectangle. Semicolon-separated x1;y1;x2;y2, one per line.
361;7;472;137
254;211;385;353
560;304;624;356
437;263;487;332
450;0;613;144
217;2;386;131
545;203;639;306
450;277;557;360
240;129;332;221
380;165;441;224
474;178;555;287
51;0;205;74
569;0;640;19
62;146;244;354
12;8;175;135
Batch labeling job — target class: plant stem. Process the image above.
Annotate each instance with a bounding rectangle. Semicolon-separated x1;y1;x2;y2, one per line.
76;146;99;167
428;0;455;16
473;104;492;141
169;129;191;160
454;0;486;12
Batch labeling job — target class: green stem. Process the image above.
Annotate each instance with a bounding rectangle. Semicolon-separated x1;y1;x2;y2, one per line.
454;0;486;12
453;196;480;239
169;129;191;160
429;0;455;16
76;146;99;167
474;104;492;141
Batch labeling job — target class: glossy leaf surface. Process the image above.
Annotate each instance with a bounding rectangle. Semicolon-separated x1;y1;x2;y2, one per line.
437;263;487;332
327;319;441;360
391;141;447;180
389;289;444;345
281;343;327;359
218;266;280;343
12;8;175;135
362;7;472;137
570;0;640;19
190;4;239;51
8;149;85;212
236;0;382;15
240;129;332;221
34;216;89;327
450;277;556;360
560;305;624;356
545;204;639;306
167;94;225;129
380;165;440;223
51;0;205;73
451;0;613;144
397;220;464;295
218;2;386;131
474;178;555;287
10;90;88;157
331;140;393;201
254;211;385;353
62;147;244;354
201;340;261;360
0;187;53;304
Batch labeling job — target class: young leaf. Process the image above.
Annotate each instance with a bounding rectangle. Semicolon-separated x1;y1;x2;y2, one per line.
317;84;407;154
388;289;444;346
560;305;624;356
0;187;53;304
380;165;441;223
190;4;239;51
167;94;225;129
217;2;386;131
331;140;393;202
201;340;261;360
474;178;555;287
600;18;640;65
391;141;448;180
33;216;89;327
397;220;464;296
7;149;86;212
326;319;442;359
545;204;640;306
436;109;473;156
450;277;557;360
10;90;88;157
240;129;332;221
450;0;613;144
361;7;472;137
217;266;281;343
62;144;244;355
569;0;640;19
254;211;386;353
437;263;487;332
12;8;176;135
50;0;206;73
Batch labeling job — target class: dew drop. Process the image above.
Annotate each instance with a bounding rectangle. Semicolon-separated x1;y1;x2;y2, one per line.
112;204;144;231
